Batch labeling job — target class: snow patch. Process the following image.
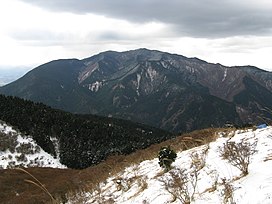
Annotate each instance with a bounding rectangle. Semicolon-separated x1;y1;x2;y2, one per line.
161;61;169;69
89;81;102;92
186;65;195;73
147;67;157;82
222;69;227;82
136;74;141;96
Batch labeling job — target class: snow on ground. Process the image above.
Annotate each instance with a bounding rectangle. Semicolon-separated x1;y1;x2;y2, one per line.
70;126;272;204
0;121;66;169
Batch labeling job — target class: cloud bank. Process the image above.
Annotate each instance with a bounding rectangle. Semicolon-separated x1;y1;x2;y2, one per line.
20;0;272;38
0;0;272;71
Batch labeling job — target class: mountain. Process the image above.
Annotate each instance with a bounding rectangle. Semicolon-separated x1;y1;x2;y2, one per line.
0;94;173;169
1;48;272;132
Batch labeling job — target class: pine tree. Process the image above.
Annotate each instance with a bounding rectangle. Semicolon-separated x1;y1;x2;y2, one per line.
158;146;177;171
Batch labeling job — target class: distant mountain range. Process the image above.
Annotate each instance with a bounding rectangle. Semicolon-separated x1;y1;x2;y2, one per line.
0;67;30;87
1;48;272;132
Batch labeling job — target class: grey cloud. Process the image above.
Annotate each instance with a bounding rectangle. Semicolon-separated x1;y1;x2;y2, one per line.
19;0;272;38
10;29;60;41
95;31;127;41
9;29;77;46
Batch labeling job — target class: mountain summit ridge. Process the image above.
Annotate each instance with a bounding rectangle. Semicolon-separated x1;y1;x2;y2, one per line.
1;48;272;132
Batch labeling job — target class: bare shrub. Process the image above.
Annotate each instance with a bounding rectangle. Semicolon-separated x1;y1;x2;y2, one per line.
15;153;28;162
137;176;148;192
160;148;208;204
220;140;257;176
160;168;190;203
16;143;34;155
7;161;16;168
0;132;18;153
220;178;235;204
34;145;41;153
127;175;148;200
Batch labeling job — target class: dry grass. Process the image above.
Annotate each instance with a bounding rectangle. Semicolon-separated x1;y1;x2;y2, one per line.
264;153;272;162
0;127;228;203
16;168;58;203
0;167;80;204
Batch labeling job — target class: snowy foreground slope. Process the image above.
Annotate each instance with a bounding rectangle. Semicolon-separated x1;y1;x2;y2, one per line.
0;121;66;169
69;127;272;204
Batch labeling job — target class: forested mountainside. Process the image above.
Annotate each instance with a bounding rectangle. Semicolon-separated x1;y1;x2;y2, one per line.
0;94;173;169
1;49;272;133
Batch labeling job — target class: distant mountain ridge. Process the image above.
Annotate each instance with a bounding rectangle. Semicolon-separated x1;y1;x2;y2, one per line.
1;48;272;132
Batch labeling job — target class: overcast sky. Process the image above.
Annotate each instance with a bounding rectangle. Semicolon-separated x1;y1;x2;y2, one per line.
1;0;272;71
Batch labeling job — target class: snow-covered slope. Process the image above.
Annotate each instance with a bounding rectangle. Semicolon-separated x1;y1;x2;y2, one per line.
69;126;272;203
0;121;66;169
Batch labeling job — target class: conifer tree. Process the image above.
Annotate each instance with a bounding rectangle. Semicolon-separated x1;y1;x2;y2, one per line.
158;146;177;171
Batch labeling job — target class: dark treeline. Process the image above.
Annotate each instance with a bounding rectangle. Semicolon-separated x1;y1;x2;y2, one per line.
0;94;173;169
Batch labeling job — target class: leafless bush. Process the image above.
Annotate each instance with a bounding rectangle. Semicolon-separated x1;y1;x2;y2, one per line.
15;153;28;162
0;132;18;153
16;143;35;155
160;148;208;204
127;175;148;200
160;168;190;203
34;145;41;153
220;140;257;176
7;161;16;168
220;178;235;204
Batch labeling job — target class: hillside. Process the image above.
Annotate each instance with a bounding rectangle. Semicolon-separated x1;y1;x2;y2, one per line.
1;126;271;203
0;127;220;204
1;49;272;132
0;94;173;169
67;125;272;204
0;121;65;169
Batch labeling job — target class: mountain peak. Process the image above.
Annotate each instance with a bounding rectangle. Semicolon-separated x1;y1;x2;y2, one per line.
1;49;272;133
